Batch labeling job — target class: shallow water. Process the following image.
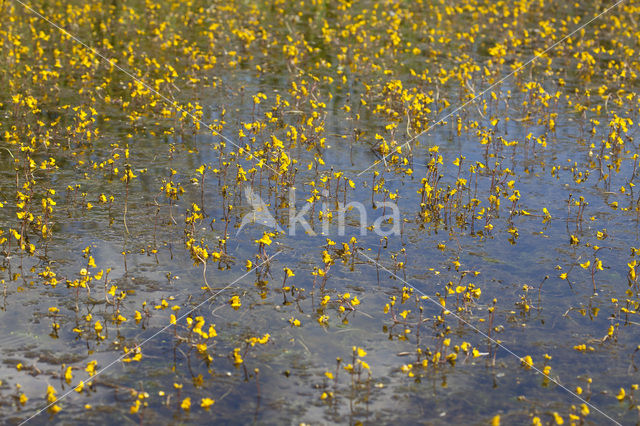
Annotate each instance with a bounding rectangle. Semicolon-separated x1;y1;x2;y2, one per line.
2;0;640;424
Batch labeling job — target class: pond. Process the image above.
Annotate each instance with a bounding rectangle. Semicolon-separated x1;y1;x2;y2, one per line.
1;0;640;424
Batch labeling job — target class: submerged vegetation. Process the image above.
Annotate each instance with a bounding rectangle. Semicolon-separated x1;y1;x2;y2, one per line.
1;0;640;423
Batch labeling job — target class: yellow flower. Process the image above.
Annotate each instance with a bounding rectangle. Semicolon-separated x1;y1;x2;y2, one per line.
594;259;603;270
520;355;534;369
86;360;97;376
580;404;589;416
208;324;217;337
200;398;215;410
64;366;73;384
46;385;57;403
552;412;564;425
181;397;191;411
257;233;272;246
130;400;141;414
230;295;241;310
233;348;243;365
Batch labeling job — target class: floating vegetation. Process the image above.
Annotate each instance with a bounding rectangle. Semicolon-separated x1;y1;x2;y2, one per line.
2;0;640;424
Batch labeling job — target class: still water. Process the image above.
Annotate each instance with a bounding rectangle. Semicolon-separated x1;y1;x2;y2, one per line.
1;0;640;424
